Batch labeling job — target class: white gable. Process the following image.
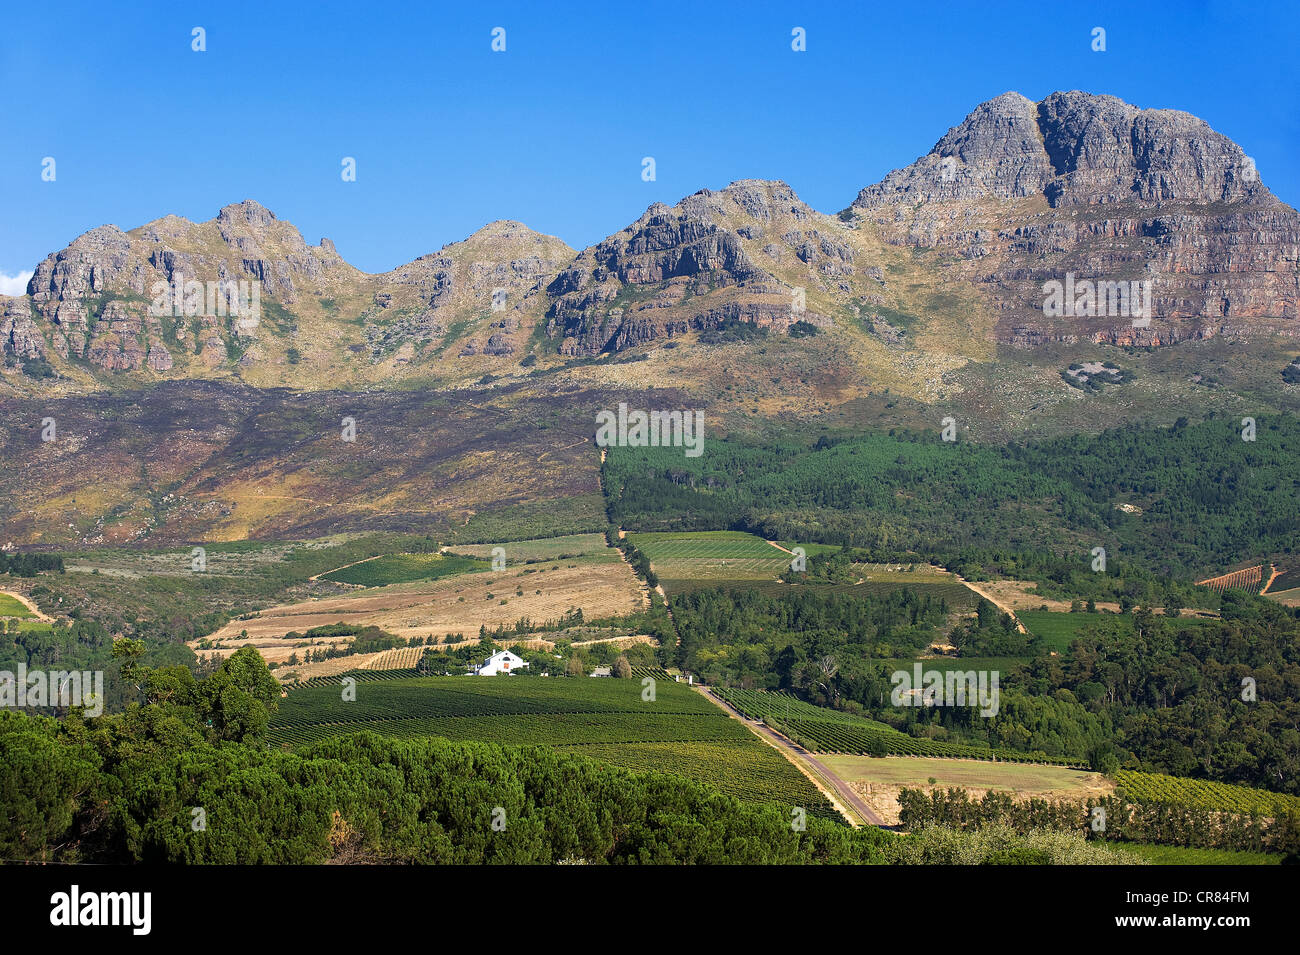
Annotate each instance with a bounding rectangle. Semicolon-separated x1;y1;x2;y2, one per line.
477;649;528;676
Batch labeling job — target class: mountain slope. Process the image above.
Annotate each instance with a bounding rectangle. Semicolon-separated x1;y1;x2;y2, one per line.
1;90;1295;439
847;90;1300;348
6;202;574;390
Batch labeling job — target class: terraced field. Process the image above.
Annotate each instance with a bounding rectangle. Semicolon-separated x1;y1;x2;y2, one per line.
1196;565;1266;594
268;673;836;816
290;667;422;689
359;645;429;670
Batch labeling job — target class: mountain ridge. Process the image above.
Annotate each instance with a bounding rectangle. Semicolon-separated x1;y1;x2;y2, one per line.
4;90;1297;393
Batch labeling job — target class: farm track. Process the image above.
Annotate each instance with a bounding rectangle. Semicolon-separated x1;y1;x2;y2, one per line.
0;590;54;622
698;686;886;828
953;576;1027;634
308;554;384;582
1261;565;1283;595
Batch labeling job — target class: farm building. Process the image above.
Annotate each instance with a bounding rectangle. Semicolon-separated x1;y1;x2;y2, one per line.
589;666;612;678
475;650;528;676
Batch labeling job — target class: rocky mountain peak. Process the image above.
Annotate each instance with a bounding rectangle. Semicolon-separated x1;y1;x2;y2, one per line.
465;220;544;242
217;199;278;229
849;90;1299;346
545;179;860;355
855;90;1271;211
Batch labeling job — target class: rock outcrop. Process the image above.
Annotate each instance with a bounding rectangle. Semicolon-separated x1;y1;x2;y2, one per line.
1;298;45;360
21;200;358;374
4;92;1296;382
546;180;848;355
366;220;573;364
849;90;1300;346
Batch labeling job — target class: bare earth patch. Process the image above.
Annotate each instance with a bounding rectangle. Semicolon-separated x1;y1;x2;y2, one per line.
977;578;1120;614
821;755;1116;826
193;557;647;665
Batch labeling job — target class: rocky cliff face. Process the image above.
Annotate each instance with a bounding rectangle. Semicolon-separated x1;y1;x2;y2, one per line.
4;91;1296;387
7;203;573;384
1;298;44;360
546;180;858;355
849;91;1300;346
22;200;359;375
368;220;573;366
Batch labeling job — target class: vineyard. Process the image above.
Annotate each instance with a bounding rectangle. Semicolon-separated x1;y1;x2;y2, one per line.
360;645;429;670
628;531;787;562
267;674;834;815
318;552;486;587
715;688;1086;767
1196;565;1266;594
569;741;837;817
661;577;978;608
447;533;610;563
287;667;421;689
1114;770;1300;815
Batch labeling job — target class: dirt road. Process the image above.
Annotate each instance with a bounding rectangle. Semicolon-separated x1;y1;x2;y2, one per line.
0;590;55;622
953;576;1028;634
698;686;887;828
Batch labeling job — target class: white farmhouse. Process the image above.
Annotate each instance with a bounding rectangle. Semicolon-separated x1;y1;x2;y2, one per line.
476;649;528;676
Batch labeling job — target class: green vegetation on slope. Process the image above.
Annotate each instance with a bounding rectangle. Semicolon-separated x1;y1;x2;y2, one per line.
319;552;487;586
605;415;1300;578
269;672;834;816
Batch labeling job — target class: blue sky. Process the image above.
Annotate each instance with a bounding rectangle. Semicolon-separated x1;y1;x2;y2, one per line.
2;0;1297;287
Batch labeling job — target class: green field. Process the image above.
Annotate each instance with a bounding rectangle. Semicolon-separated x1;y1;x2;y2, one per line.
0;593;35;618
635;531;980;609
319;552;487;586
661;577;979;609
1111;843;1284;865
714;688;1084;765
268;673;836;817
1;620;53;634
777;541;842;558
1114;770;1300;815
820;755;1105;795
879;656;1029;674
446;533;610;563
629;530;788;562
1020;610;1211;652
